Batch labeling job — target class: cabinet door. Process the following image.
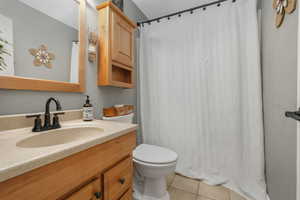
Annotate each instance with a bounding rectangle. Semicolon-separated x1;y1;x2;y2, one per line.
65;178;102;200
103;157;133;200
111;11;134;67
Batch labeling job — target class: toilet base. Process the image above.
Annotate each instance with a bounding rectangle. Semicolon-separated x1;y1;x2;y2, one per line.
133;190;170;200
133;177;170;200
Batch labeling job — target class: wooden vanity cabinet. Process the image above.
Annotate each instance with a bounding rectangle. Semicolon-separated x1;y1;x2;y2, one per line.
104;157;132;200
0;132;136;200
97;1;137;88
119;189;132;200
65;178;101;200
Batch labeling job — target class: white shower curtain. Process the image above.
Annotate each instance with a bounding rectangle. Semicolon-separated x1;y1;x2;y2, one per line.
70;41;79;83
139;0;268;200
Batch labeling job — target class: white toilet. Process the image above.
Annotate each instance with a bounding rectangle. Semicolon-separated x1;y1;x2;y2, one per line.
103;113;178;200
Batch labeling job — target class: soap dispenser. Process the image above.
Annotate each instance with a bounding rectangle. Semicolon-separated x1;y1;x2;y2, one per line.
83;95;94;121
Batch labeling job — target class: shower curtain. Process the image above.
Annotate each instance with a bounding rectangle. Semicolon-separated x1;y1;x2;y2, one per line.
70;41;79;83
139;0;268;200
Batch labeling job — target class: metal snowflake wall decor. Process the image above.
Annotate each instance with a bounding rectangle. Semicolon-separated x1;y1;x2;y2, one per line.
273;0;296;28
29;45;55;68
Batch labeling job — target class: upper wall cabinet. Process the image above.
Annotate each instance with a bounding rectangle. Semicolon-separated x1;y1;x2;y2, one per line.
97;1;137;88
112;11;134;67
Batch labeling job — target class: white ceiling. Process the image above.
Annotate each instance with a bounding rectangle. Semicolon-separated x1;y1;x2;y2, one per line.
131;0;213;19
18;0;79;29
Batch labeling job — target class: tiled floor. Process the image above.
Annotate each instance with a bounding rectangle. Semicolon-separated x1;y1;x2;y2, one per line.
166;174;246;200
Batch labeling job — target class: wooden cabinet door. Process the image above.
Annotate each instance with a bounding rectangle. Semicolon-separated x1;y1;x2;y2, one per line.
111;11;134;67
65;178;102;200
103;157;133;200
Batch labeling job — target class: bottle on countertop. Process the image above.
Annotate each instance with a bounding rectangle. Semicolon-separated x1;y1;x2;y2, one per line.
83;95;94;121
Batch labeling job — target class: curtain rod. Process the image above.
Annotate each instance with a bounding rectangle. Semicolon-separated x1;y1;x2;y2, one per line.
137;0;237;27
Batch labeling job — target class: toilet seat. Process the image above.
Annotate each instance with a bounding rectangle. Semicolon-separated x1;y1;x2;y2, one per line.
133;158;177;168
133;144;178;165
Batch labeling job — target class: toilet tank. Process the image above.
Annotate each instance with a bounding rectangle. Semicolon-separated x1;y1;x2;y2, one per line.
102;113;134;123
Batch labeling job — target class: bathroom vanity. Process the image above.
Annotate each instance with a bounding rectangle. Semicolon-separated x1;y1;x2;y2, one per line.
0;116;137;200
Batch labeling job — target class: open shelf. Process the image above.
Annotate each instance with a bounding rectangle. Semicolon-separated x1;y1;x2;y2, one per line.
112;65;132;85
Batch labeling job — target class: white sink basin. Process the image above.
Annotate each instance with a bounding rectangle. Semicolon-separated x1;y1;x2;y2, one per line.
16;127;104;148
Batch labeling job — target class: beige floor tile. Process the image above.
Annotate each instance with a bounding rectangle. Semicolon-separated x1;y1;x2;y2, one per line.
196;195;212;200
166;173;176;186
171;175;200;194
230;191;246;200
198;182;230;200
169;187;197;200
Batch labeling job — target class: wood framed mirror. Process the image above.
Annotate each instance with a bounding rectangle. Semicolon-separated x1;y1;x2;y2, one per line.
0;0;86;92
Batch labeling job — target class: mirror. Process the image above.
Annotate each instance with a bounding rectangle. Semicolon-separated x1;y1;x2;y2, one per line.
0;0;86;92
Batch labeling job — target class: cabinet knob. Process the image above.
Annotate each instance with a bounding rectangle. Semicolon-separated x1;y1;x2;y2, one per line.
119;178;126;184
94;192;102;199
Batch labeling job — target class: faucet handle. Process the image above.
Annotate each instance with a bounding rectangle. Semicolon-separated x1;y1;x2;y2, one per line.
52;113;64;129
26;114;41;118
53;112;65;115
26;114;42;132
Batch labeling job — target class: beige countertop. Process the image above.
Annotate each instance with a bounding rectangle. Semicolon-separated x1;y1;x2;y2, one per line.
0;120;138;182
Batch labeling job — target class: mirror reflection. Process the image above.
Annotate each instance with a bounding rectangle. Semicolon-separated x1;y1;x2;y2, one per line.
0;0;80;83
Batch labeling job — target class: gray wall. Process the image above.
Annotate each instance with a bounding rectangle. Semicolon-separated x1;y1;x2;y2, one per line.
261;1;298;200
0;0;77;82
0;0;147;119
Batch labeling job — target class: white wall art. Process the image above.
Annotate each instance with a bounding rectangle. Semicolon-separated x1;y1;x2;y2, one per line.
0;13;14;76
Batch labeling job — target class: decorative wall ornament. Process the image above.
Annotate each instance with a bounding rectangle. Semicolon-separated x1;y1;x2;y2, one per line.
29;45;55;68
0;14;14;75
273;0;296;28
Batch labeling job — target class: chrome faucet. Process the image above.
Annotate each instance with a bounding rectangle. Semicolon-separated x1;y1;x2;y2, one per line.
26;97;65;132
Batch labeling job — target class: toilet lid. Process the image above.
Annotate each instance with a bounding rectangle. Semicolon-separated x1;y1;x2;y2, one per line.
133;144;178;164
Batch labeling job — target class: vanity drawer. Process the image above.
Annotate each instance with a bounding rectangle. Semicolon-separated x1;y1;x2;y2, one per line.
65;178;102;200
119;189;132;200
103;157;132;200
